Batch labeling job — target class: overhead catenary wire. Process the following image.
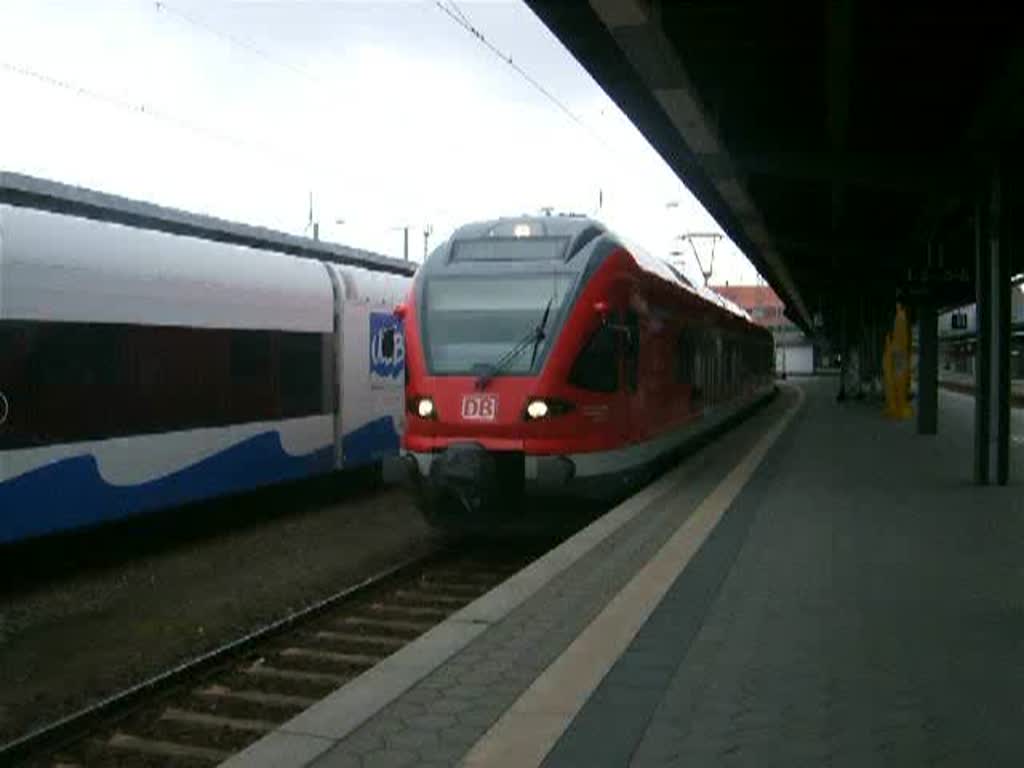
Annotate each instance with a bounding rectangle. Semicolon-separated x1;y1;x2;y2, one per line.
0;58;310;170
3;3;383;236
446;0;474;29
154;1;325;87
149;0;401;235
0;55;356;241
1;2;334;167
433;1;612;153
154;1;617;220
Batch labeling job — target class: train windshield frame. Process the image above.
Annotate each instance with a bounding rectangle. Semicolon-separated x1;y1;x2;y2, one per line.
420;272;577;376
449;236;569;263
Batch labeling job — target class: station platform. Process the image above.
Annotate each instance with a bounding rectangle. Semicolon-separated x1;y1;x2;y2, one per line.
225;378;1024;768
939;371;1024;407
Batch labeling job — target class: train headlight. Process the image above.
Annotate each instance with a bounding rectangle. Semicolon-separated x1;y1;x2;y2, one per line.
526;399;549;419
411;397;436;419
523;397;573;421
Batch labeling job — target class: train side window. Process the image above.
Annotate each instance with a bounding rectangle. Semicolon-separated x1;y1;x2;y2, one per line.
230;330;276;421
675;330;691;384
623;310;639;393
280;332;323;418
231;331;272;379
675;333;684;383
1;320;329;450
569;325;619;393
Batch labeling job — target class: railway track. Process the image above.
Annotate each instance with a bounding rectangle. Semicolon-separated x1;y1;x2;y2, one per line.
2;542;553;767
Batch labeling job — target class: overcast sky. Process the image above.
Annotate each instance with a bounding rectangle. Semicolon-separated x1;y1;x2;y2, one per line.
0;0;760;284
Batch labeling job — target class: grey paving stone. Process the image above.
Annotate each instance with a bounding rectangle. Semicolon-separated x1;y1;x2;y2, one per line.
440;683;491;701
383;701;427;721
402;712;457;730
453;702;511;728
365;717;406;737
440;722;489;745
307;750;362;768
385;726;440;751
221;730;336;768
422;697;474;716
333;729;384;756
395;687;441;707
361;748;417;768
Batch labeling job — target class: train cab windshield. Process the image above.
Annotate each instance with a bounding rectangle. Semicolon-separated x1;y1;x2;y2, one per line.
422;272;575;375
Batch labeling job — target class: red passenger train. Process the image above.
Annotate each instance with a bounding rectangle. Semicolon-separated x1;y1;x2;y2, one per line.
386;215;775;531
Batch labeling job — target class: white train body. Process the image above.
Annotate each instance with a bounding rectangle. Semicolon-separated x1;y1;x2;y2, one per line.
0;199;411;544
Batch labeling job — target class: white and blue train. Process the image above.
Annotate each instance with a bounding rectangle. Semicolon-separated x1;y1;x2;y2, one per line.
0;174;413;545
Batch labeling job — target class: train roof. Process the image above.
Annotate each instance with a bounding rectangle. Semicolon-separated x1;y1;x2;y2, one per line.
427;213;754;324
422;214;607;275
450;214;602;241
623;238;752;322
0;171;416;277
0;203;336;332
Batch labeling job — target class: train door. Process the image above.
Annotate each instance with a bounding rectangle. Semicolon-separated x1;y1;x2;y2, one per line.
688;327;707;416
709;329;722;407
676;325;702;418
324;265;349;469
620;306;643;443
567;306;629;447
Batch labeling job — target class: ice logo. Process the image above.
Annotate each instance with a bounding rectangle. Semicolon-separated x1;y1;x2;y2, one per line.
370;312;405;382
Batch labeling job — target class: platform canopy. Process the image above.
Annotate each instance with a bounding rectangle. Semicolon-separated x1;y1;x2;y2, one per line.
525;1;1024;340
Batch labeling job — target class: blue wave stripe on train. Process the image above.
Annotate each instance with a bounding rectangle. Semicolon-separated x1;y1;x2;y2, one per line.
0;432;333;544
0;416;402;544
342;416;400;466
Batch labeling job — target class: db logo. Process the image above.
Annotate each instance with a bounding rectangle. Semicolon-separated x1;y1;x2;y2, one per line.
461;394;498;421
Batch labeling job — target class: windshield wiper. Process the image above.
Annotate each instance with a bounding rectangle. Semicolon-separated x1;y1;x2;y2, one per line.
474;297;554;390
529;296;554;368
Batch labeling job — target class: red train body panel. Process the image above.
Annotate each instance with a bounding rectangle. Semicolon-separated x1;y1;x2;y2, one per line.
386;216;774;530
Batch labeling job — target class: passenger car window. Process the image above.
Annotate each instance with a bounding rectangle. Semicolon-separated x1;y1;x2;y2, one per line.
0;321;326;450
675;330;692;384
569;325;619;393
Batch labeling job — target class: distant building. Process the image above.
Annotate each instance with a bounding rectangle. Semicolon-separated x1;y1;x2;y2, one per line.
711;283;817;375
937;285;1024;380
